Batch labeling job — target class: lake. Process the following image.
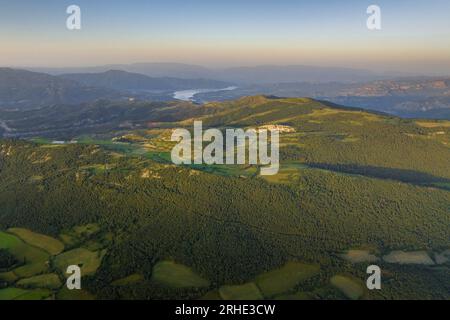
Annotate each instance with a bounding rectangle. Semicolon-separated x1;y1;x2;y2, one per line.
173;86;237;102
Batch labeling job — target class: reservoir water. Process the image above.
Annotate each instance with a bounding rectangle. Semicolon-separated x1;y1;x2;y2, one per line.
173;86;237;102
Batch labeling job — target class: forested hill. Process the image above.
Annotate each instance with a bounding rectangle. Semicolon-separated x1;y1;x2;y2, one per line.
0;95;449;300
0;68;120;109
59;70;231;91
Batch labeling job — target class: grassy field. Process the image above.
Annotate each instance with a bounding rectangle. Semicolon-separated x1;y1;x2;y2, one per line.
54;248;105;277
416;121;450;128
151;261;210;288
187;163;257;177
338;250;379;264
383;251;435;265
0;231;22;249
254;262;320;298
16;273;62;289
8;228;64;255
0;288;29;300
0;287;52;300
330;275;365;300
260;166;300;184
219;283;264;300
0;231;50;278
0;226;108;299
12;289;52;300
0;271;18;282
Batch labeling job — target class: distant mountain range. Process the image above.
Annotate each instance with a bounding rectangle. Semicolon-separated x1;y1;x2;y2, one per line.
193;77;450;119
32;62;387;84
2;66;450;119
59;70;231;91
326;78;450;119
0;68;120;109
0;68;231;109
32;63;215;79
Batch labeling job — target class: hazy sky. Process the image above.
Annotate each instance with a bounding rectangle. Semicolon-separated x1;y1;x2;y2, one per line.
1;0;450;74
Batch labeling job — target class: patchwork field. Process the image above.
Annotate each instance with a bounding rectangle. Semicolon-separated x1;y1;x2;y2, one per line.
12;289;53;300
382;251;435;265
0;231;50;278
0;287;52;300
54;248;105;277
151;261;210;288
219;283;264;300
254;262;320;298
0;288;29;300
16;273;62;289
339;250;379;264
0;227;104;300
330;275;365;300
8;228;64;255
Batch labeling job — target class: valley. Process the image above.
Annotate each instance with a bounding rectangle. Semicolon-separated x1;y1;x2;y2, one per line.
2;0;450;305
173;86;238;102
0;96;449;300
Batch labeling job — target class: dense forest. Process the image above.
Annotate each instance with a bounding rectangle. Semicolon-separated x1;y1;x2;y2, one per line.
0;96;449;299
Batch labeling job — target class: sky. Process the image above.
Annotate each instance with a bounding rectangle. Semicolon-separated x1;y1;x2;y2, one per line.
1;0;450;74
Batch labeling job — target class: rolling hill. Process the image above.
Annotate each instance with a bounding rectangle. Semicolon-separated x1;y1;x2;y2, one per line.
0;96;449;300
33;63;384;84
193;78;450;119
59;70;232;91
0;68;120;109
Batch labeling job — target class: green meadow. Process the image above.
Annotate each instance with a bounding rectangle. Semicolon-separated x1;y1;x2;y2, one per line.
254;262;320;298
0;227;104;300
8;228;64;255
151;261;210;288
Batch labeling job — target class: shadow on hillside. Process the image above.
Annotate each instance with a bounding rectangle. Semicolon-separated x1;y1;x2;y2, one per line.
308;163;450;191
317;99;391;117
